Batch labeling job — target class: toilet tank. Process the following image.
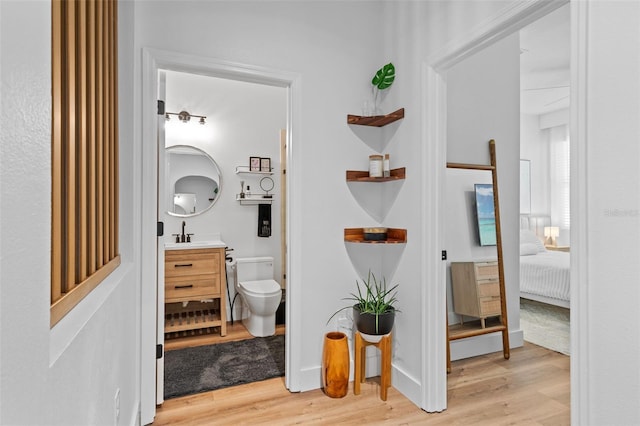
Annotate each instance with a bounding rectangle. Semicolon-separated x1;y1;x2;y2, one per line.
236;257;275;282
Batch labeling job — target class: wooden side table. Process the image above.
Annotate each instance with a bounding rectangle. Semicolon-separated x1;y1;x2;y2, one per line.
546;245;570;252
354;331;392;401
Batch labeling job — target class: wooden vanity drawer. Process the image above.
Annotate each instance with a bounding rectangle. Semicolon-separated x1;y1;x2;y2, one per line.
478;280;500;297
165;249;220;278
165;274;221;301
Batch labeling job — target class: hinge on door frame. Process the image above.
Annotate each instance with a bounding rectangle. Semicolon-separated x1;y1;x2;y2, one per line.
157;100;165;115
156;344;163;359
157;221;164;237
441;250;447;261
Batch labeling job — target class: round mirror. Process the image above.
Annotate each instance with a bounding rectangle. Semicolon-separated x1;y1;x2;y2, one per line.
166;145;222;217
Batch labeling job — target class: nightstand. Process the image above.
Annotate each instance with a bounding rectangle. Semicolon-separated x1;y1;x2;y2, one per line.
546;245;570;252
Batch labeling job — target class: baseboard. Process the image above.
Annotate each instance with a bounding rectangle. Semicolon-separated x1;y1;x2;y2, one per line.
391;363;422;407
450;328;524;361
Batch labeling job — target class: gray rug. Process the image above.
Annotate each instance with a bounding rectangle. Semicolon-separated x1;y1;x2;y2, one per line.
520;298;570;355
164;335;285;399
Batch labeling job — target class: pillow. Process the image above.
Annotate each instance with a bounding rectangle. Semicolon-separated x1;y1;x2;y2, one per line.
520;243;540;256
520;229;546;253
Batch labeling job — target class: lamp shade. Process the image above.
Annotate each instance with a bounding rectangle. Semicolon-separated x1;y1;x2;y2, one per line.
544;226;559;238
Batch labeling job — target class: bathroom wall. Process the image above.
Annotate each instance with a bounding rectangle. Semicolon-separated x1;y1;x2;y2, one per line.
163;71;287;321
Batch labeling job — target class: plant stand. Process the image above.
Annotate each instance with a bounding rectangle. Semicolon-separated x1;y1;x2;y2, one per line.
354;331;392;401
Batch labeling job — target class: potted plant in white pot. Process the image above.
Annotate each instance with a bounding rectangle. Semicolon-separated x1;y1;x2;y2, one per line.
328;271;399;342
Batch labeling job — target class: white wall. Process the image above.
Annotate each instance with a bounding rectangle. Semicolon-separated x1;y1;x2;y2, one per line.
445;32;523;358
163;71;287;321
0;1;139;425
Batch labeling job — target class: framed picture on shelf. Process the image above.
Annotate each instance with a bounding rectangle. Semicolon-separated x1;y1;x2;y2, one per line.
260;157;271;172
250;156;261;172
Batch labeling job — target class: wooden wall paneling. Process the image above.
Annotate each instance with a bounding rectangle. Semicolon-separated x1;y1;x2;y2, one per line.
51;0;64;303
50;0;121;326
65;0;77;293
111;0;119;258
95;0;104;267
78;0;88;282
103;0;111;263
87;0;97;275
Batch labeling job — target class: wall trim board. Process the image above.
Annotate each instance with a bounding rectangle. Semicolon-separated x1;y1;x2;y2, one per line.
140;47;302;424
428;0;569;72
421;0;576;414
569;1;590;424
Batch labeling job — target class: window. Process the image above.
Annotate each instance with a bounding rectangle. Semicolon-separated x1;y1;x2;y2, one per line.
51;0;120;326
550;125;570;229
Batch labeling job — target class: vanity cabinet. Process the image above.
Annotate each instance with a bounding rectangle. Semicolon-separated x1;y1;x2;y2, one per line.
450;261;501;328
165;247;227;336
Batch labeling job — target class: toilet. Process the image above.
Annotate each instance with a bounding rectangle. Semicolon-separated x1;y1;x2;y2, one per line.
234;257;282;337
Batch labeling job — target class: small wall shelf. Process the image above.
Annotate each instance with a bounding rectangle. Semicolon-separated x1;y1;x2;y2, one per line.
344;228;407;244
347;108;405;127
346;167;406;182
235;194;274;205
235;165;274;175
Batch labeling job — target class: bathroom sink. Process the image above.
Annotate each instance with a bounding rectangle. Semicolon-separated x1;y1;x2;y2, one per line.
164;240;226;250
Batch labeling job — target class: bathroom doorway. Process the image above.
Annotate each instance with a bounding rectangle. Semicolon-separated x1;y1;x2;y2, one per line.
139;49;299;411
158;69;288;401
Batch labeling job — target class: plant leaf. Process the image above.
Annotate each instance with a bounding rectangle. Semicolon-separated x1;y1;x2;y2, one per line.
371;63;395;90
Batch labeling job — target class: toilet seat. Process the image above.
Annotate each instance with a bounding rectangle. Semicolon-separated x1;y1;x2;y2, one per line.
239;279;281;297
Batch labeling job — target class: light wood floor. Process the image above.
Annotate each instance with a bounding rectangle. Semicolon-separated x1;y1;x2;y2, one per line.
155;337;569;425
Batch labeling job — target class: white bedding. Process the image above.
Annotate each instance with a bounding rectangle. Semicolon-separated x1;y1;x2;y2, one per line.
519;225;570;307
520;250;570;303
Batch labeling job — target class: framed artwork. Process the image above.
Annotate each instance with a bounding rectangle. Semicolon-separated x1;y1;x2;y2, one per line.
260;157;271;172
250;156;261;172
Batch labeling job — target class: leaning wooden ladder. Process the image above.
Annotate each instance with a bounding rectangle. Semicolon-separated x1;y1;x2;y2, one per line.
446;139;510;372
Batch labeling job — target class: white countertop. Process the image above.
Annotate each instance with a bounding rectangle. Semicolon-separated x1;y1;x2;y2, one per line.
164;240;226;250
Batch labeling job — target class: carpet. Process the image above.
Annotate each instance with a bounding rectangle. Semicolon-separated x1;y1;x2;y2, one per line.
520;298;570;355
164;335;285;399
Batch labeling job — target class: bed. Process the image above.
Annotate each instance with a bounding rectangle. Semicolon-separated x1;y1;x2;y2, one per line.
519;216;570;308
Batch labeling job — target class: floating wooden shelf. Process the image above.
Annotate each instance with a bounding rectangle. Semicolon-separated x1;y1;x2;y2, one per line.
344;228;407;244
346;167;406;182
347;108;405;127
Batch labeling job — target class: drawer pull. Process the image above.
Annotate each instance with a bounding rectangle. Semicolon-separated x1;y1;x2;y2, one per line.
174;263;193;268
174;284;194;289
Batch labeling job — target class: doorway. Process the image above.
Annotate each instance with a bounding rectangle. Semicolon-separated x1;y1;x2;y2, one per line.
421;0;576;413
158;70;288;400
140;48;302;423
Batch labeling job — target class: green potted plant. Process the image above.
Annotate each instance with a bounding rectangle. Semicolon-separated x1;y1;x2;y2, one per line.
328;271;399;339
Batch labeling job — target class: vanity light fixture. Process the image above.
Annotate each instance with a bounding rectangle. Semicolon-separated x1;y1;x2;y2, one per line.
165;110;206;125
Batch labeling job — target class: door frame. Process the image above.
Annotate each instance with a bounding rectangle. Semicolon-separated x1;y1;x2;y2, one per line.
140;48;302;423
420;0;587;417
